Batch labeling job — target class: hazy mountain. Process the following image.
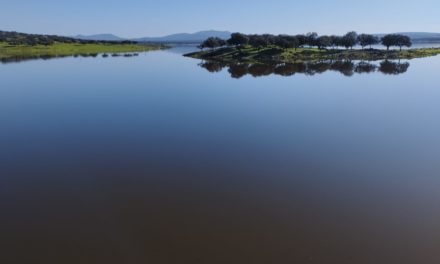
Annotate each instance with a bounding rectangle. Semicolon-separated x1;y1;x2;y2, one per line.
74;34;125;41
134;30;232;43
376;32;440;42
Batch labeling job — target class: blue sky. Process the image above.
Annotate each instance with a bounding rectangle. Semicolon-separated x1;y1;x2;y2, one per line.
1;0;439;37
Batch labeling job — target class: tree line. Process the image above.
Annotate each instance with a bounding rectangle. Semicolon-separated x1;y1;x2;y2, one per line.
0;31;137;46
200;32;412;51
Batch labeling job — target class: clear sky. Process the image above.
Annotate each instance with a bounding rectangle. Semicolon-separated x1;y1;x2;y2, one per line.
1;0;439;38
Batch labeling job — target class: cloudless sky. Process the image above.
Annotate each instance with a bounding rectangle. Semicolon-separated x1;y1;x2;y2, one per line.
1;0;439;38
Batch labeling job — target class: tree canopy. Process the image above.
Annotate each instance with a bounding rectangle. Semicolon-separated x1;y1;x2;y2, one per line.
198;32;413;52
227;33;249;47
316;36;332;49
200;37;226;49
357;34;380;49
381;34;412;50
341;32;358;49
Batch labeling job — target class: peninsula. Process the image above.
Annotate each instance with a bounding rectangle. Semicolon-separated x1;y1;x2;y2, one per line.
185;32;440;63
0;31;165;62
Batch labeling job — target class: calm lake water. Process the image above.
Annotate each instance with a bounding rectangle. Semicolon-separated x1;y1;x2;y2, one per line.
1;46;440;264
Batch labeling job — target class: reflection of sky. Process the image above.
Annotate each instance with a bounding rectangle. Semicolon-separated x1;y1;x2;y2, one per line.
1;49;440;263
2;49;440;183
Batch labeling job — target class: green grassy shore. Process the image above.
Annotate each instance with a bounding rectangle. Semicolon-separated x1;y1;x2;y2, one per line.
0;42;165;60
185;46;440;63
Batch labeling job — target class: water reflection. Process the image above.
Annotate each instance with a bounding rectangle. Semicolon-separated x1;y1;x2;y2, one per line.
379;60;410;75
199;60;410;78
1;53;141;64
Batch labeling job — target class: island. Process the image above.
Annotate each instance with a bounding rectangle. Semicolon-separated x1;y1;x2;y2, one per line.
0;31;166;63
184;32;440;63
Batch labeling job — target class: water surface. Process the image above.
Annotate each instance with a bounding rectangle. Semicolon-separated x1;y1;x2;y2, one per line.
1;47;440;264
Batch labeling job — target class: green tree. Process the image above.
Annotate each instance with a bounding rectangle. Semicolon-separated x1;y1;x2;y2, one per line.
316;36;332;50
357;34;379;49
249;35;269;49
287;36;300;50
306;32;318;47
201;37;226;50
381;34;398;50
262;34;276;46
396;35;412;51
330;36;343;49
341;31;358;49
295;34;308;48
227;33;249;47
382;34;412;51
274;35;290;50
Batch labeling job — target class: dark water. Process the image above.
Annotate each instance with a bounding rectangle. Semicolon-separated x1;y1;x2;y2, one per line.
1;47;440;264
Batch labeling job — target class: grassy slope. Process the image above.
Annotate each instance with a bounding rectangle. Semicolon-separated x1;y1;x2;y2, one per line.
185;46;440;63
0;42;164;59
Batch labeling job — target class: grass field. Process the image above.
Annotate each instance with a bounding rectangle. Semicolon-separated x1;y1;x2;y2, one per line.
185;46;440;63
0;42;165;60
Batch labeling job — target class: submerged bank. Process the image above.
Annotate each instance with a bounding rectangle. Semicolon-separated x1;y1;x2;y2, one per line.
184;46;440;63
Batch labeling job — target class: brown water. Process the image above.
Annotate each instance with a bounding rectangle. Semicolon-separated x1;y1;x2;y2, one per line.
1;47;440;263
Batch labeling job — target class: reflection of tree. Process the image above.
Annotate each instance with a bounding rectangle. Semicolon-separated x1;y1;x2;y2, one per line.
228;63;249;79
274;63;305;76
355;61;377;74
198;61;226;73
330;61;355;76
248;63;276;77
1;53;141;64
306;61;332;75
198;60;410;78
379;60;410;75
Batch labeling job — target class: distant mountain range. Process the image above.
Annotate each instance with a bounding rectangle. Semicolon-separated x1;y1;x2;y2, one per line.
73;31;440;43
74;34;125;41
375;32;440;42
74;31;231;43
134;30;232;43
